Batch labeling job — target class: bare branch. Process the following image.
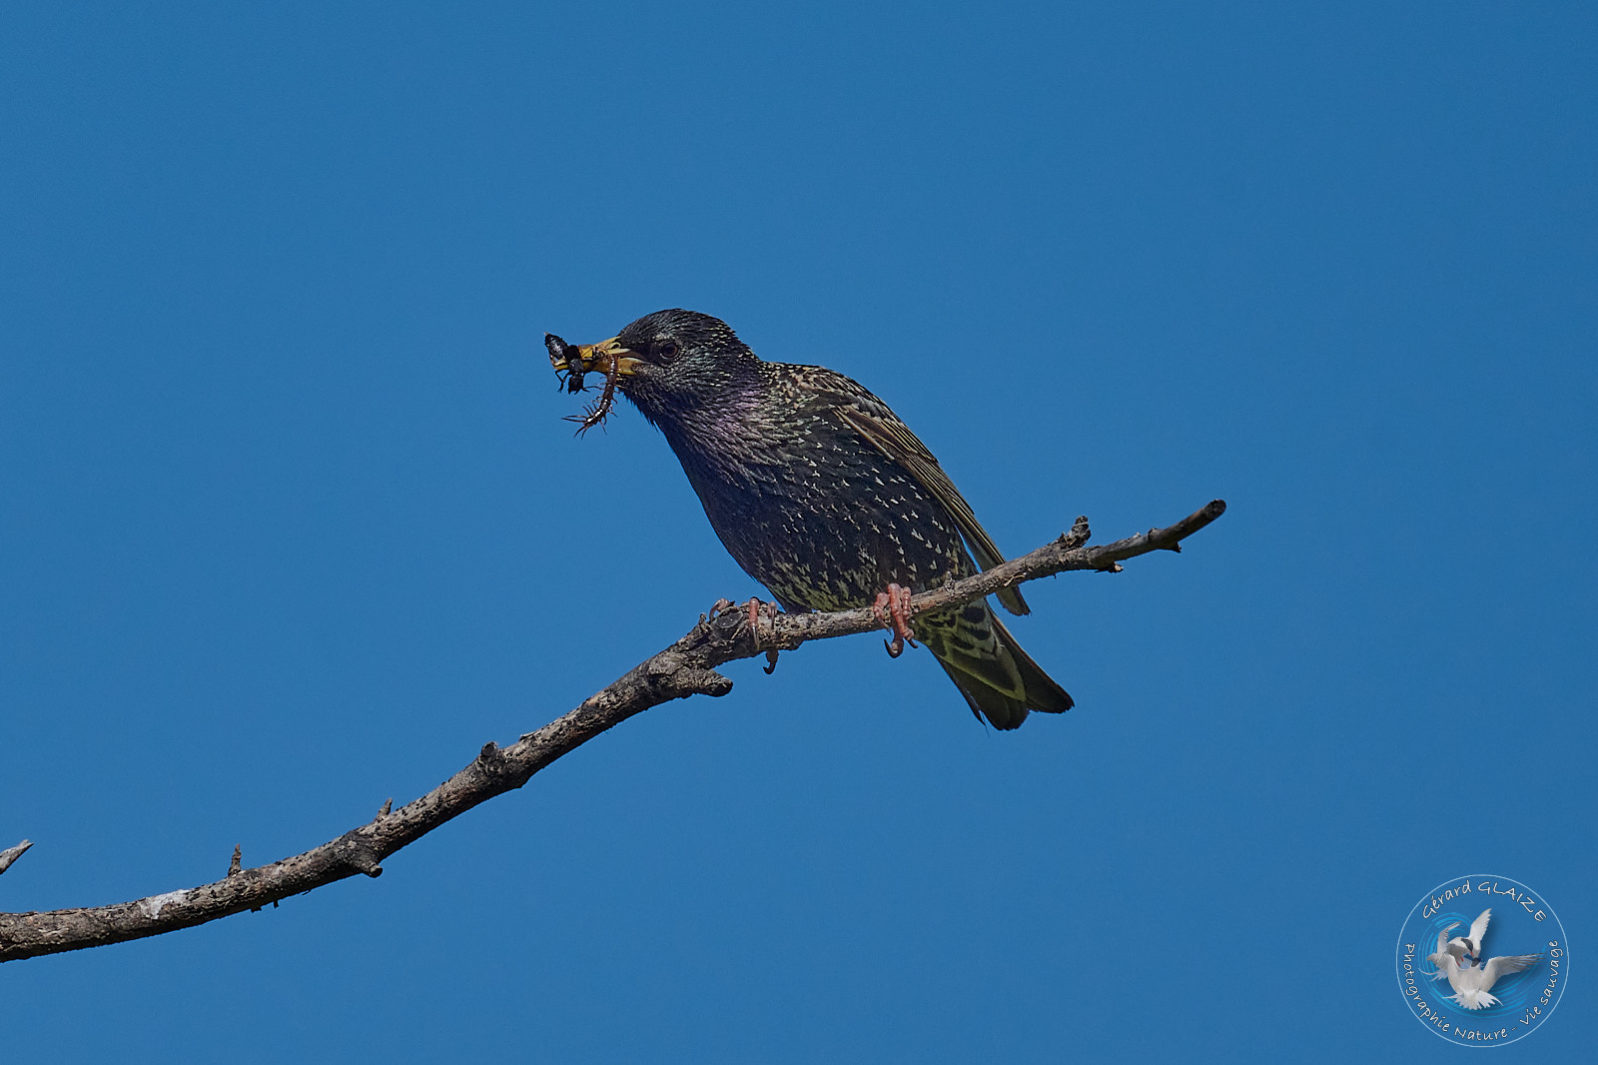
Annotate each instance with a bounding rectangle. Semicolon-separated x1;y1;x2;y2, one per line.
0;841;32;877
0;500;1224;962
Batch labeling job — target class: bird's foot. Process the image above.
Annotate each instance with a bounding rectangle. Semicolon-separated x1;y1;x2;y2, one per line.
696;597;738;634
703;597;781;673
745;597;780;648
871;583;918;658
746;599;782;673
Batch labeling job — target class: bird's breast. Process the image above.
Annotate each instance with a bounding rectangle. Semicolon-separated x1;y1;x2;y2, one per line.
661;414;972;611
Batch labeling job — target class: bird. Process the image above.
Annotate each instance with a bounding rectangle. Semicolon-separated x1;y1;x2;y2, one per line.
1450;909;1494;966
554;309;1073;729
1427;921;1473;976
1426;910;1542;1010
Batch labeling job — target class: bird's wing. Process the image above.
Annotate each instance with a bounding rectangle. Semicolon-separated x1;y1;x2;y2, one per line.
831;389;1029;616
1436;922;1460;956
1481;953;1542;985
1469;909;1493;950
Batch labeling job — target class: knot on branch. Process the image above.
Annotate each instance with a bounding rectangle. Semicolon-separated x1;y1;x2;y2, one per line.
335;833;384;878
648;652;733;699
473;741;521;785
678;668;734;698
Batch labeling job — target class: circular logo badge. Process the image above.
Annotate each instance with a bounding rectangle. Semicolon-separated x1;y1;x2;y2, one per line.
1394;874;1568;1046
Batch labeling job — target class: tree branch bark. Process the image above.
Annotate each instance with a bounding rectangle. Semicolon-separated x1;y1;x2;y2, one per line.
0;841;32;877
0;499;1225;962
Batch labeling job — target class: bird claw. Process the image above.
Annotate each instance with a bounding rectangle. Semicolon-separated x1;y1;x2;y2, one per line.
871;583;917;659
745;597;779;650
696;597;739;634
705;597;781;672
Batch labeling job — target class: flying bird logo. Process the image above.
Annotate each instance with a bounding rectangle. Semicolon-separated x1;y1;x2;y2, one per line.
1426;908;1543;1010
1396;874;1568;1047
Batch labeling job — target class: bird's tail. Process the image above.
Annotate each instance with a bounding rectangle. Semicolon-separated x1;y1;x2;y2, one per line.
922;600;1073;730
1453;990;1500;1010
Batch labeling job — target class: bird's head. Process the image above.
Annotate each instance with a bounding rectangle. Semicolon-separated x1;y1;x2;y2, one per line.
573;309;760;427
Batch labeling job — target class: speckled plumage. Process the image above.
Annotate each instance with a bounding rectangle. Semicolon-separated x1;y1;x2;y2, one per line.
585;309;1072;730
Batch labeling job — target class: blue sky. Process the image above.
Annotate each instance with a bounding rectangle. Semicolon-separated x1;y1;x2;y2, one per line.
3;2;1593;1061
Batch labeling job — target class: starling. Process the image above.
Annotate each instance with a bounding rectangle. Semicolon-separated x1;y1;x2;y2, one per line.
558;309;1072;729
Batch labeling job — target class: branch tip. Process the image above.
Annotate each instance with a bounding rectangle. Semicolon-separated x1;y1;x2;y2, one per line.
0;839;34;876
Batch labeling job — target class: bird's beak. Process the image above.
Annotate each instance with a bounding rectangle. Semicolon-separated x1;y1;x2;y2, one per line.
573;337;645;377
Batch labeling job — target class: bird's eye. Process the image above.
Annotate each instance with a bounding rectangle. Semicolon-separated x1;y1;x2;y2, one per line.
655;339;679;360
